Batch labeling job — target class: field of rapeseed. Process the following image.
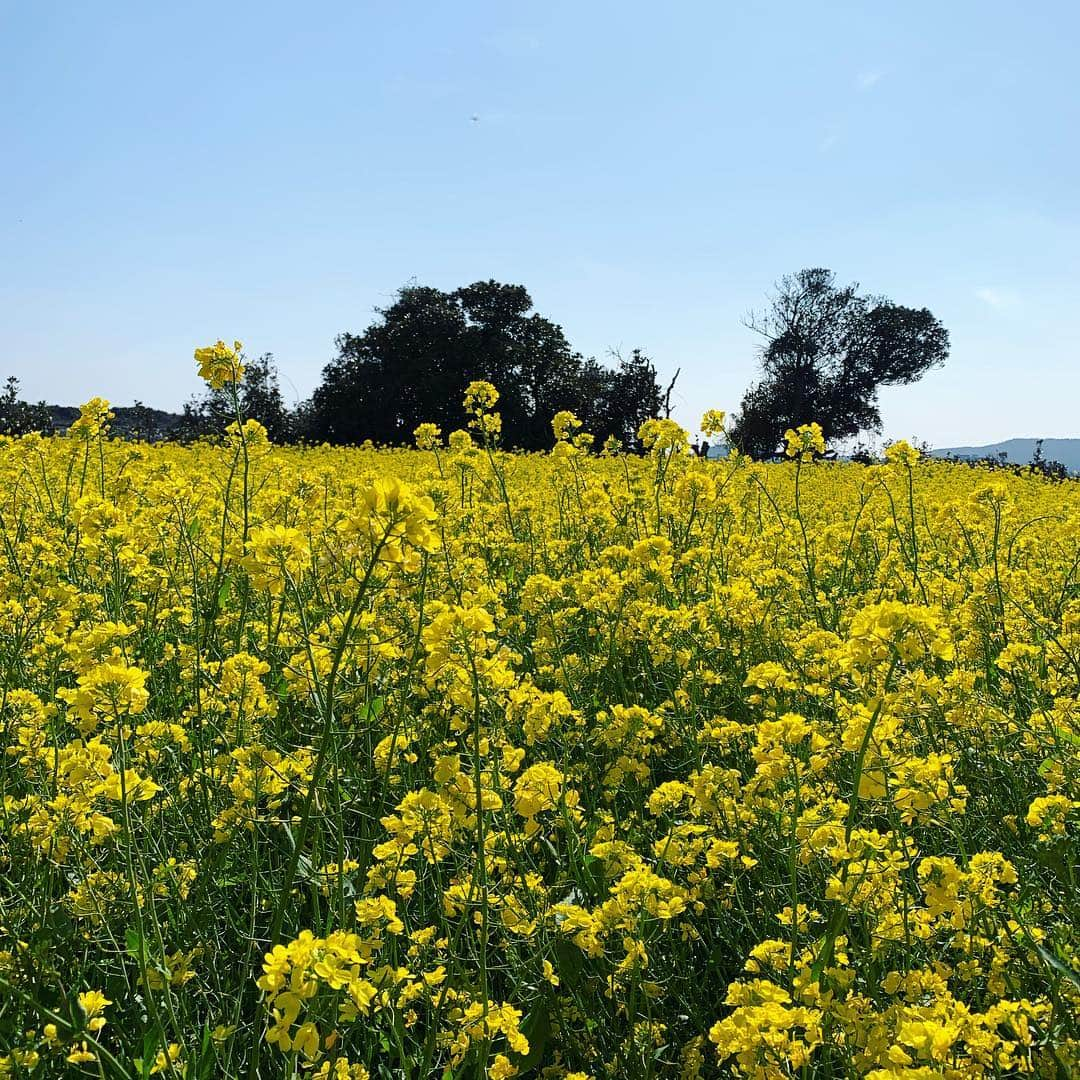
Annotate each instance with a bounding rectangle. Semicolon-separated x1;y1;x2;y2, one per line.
1;346;1078;1079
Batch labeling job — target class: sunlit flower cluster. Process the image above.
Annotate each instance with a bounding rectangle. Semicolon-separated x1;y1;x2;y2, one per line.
194;338;246;389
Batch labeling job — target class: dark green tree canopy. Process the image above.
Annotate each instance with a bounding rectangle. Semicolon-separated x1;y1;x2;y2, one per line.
305;281;663;449
729;269;949;458
0;376;53;436
180;354;291;442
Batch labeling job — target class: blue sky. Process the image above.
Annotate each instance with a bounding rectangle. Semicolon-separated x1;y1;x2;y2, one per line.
2;1;1077;446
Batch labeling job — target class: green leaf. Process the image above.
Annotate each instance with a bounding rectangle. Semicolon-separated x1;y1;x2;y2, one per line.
125;927;144;959
1034;940;1080;992
193;1024;215;1080
516;1001;552;1073
138;1024;164;1080
361;695;385;722
553;938;585;990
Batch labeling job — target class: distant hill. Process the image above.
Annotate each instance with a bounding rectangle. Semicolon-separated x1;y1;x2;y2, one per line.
931;438;1080;473
48;404;186;439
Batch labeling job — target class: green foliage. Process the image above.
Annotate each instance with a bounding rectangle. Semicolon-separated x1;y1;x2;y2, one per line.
730;269;949;457
0;375;53;436
305;281;663;449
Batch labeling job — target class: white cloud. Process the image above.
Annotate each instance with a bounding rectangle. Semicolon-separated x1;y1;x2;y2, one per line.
857;69;884;91
975;287;1020;310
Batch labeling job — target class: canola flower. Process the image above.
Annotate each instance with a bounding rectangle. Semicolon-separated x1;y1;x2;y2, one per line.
194;339;246;390
0;363;1077;1077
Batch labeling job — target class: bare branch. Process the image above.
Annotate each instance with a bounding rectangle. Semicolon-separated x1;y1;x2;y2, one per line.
662;368;681;419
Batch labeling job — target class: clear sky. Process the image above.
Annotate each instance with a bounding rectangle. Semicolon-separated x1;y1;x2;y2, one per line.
2;1;1077;447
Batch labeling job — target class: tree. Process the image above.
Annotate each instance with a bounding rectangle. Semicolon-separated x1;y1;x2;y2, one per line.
728;269;949;458
1031;439;1068;480
585;349;666;449
126;400;164;441
181;354;291;441
0;376;53;436
304;281;664;449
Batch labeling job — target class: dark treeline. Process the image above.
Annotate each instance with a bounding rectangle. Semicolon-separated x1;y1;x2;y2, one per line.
935;439;1072;481
0;376;52;437
3;280;666;450
4;270;966;458
305;281;663;450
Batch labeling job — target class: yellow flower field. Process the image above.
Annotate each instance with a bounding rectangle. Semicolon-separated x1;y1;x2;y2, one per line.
1;376;1078;1078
